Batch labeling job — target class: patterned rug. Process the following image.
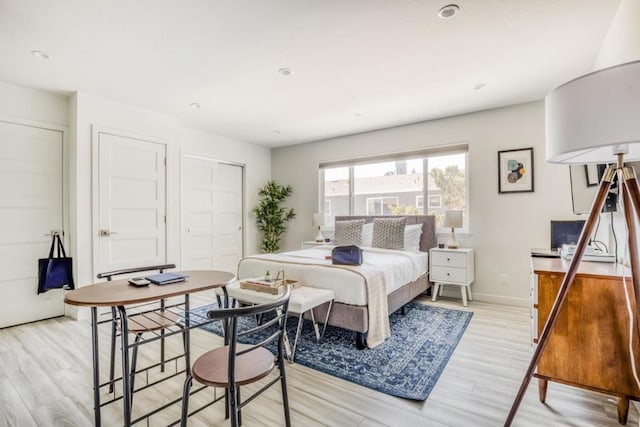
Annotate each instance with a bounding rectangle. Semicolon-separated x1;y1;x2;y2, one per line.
190;301;472;400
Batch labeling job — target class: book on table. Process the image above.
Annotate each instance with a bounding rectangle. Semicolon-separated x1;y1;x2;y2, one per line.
146;272;186;285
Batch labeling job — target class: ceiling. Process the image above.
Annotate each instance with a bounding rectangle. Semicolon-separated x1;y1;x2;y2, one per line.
0;1;622;147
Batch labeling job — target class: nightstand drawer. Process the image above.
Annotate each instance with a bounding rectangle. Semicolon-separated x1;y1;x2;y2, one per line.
431;251;468;268
430;266;467;283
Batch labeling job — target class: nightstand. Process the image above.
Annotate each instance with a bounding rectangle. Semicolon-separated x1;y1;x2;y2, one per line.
429;247;475;306
301;241;330;249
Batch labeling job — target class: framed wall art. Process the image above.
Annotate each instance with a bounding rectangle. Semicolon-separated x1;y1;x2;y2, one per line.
498;147;534;193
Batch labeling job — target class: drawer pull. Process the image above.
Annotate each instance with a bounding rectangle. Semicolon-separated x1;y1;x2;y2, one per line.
447;258;451;262
446;273;450;276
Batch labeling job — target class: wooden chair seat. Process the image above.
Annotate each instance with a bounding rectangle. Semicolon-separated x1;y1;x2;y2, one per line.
181;287;292;427
192;344;275;387
96;264;181;395
125;311;180;334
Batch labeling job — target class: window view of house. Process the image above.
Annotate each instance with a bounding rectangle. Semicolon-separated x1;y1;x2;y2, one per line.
321;151;467;229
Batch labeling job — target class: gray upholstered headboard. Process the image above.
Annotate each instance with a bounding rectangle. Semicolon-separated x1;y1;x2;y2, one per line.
334;215;436;252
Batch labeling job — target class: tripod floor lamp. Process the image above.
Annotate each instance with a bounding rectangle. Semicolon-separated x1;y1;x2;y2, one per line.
506;59;640;425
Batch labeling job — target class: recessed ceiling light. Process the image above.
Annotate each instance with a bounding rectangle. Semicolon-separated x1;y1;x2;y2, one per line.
438;4;459;19
278;68;293;76
273;130;281;134
473;83;485;90
31;50;51;60
190;102;201;109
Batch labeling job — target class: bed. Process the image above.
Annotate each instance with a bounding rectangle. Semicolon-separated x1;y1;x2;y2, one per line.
237;215;436;348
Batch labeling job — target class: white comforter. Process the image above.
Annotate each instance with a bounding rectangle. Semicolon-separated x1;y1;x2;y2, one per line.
237;246;428;306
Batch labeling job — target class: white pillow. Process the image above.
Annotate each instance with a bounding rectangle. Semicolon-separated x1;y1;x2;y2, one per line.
404;223;423;252
361;223;373;247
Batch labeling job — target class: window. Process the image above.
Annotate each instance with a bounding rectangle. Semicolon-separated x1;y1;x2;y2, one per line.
320;145;468;231
324;199;332;215
366;197;399;215
428;194;441;208
322;166;350;217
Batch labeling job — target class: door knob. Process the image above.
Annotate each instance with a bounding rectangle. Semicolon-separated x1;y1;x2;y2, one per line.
100;229;118;237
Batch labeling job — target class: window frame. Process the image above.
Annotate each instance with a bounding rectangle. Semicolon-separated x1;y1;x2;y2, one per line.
319;145;469;233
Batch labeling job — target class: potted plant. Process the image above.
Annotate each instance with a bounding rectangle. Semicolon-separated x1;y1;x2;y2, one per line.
253;180;296;253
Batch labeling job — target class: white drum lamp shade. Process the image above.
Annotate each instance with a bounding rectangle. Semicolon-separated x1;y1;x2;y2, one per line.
546;60;640;164
443;210;463;249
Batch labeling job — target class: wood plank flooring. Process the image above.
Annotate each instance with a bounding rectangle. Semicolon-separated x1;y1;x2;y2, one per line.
0;294;637;426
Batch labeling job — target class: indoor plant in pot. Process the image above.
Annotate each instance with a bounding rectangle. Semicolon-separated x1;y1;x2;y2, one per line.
253;180;296;253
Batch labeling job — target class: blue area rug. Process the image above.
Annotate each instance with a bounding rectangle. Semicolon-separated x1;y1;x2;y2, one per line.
190;301;472;400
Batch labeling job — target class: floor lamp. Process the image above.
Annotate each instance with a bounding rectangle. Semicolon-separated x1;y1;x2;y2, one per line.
505;59;640;426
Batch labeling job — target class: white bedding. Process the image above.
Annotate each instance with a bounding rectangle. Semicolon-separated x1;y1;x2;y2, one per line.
237;246;428;306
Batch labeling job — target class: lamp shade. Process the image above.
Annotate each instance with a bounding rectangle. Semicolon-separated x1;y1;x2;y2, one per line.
443;210;463;228
312;213;324;228
546;60;640;164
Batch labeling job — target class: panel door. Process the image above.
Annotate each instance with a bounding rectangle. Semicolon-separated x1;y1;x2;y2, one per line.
0;121;64;327
96;132;167;274
182;156;243;274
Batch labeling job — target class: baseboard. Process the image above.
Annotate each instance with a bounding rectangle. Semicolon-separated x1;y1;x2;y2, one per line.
65;304;91;321
438;289;529;307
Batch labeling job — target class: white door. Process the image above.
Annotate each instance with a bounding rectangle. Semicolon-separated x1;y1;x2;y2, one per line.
0;121;64;327
95;131;167;274
182;156;243;274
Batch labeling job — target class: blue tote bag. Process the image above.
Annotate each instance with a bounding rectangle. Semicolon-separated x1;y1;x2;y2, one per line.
38;234;75;294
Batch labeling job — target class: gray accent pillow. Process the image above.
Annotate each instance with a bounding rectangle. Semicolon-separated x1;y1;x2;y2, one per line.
333;219;365;246
372;217;407;250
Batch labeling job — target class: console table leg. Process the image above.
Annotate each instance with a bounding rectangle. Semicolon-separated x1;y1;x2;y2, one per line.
617;396;629;425
538;379;547;403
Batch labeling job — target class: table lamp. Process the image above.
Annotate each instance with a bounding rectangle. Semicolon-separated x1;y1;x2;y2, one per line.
506;59;640;425
443;210;463;249
312;213;324;242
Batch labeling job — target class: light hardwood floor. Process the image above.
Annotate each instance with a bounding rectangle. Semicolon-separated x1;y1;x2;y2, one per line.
0;294;637;427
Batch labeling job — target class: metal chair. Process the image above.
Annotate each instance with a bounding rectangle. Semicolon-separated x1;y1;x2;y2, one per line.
96;264;185;396
180;287;291;427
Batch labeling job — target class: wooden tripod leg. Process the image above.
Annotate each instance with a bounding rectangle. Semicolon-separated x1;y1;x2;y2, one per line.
504;167;615;427
621;169;640;336
618;170;640;425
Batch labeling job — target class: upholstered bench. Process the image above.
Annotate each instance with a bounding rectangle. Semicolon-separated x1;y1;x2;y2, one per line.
217;281;335;361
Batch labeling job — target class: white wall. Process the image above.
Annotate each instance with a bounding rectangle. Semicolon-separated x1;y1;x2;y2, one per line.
0;81;68;126
272;101;580;306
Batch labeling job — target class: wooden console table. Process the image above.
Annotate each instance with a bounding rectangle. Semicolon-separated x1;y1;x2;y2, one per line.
531;256;640;424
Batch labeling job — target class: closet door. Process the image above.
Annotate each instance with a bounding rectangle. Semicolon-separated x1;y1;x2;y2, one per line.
94;130;167;274
0;121;64;327
182;155;243;274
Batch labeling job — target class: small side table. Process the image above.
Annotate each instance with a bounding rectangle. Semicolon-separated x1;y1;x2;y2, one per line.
218;282;335;361
301;240;330;249
429;247;475;306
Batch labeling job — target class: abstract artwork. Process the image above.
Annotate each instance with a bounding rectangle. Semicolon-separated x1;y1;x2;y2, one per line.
498;147;534;193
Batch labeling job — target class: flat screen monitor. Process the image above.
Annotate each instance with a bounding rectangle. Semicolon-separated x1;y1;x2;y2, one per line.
550;220;586;251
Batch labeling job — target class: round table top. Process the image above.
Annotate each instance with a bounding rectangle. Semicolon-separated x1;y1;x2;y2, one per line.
64;270;235;307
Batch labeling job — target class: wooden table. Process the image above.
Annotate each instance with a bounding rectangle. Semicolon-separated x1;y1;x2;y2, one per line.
531;257;639;424
65;270;235;427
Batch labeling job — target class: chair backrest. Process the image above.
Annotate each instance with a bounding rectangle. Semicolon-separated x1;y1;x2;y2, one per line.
207;287;291;381
97;264;176;281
